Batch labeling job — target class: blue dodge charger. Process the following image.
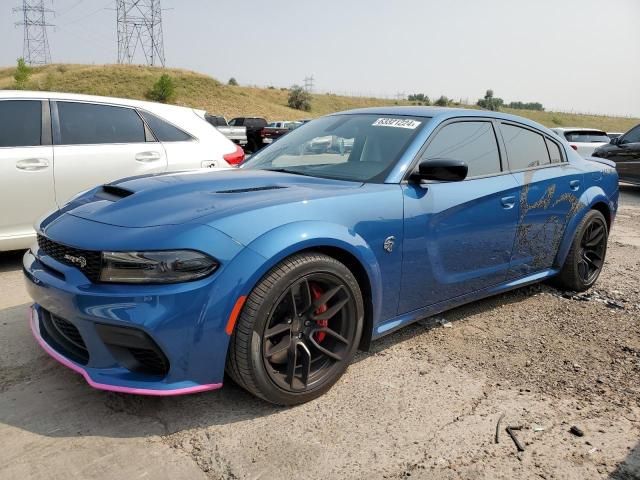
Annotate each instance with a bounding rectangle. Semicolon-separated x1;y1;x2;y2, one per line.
24;107;618;404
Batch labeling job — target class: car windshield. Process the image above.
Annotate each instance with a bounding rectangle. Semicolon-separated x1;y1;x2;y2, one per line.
242;114;427;182
564;131;610;143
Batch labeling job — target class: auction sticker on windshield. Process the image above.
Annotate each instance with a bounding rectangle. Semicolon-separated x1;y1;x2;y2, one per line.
372;118;421;129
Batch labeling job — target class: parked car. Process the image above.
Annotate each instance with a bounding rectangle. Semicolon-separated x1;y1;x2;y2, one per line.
228;117;268;152
592;123;640;185
24;107;617;405
0;90;244;252
550;128;610;157
204;114;247;147
261;121;303;144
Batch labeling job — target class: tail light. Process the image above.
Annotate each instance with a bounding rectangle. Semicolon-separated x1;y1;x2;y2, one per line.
570;144;578;151
223;144;245;166
260;128;266;137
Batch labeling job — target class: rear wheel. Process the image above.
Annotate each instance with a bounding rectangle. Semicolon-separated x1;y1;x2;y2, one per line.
226;253;364;405
553;209;608;292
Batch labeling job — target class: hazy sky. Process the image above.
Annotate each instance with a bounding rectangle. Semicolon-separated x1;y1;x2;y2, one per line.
3;0;640;117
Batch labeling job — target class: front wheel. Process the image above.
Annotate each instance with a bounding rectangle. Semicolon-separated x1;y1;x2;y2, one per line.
553;209;608;292
226;253;364;405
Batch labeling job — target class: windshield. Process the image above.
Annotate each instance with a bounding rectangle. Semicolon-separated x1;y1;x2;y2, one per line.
242;114;427;182
564;131;610;143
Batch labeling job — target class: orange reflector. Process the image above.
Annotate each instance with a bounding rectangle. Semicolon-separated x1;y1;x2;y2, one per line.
225;296;246;335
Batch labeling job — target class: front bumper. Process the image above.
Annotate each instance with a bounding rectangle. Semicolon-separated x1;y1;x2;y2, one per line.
23;240;254;395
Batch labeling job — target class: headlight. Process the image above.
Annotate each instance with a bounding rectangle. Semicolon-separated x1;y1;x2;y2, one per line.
100;250;218;284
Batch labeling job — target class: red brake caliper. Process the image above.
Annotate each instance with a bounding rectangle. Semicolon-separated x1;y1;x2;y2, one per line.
310;284;328;342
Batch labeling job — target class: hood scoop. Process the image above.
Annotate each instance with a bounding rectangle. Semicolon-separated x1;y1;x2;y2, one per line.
215;185;287;194
96;185;134;201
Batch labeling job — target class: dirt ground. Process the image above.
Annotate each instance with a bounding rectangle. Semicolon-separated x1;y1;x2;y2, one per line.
0;186;638;480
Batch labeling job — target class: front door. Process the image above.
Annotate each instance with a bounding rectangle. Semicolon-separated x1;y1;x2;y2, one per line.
399;120;520;313
0;99;55;244
52;101;167;205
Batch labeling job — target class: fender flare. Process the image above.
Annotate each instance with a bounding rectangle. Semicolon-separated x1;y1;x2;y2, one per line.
554;186;613;268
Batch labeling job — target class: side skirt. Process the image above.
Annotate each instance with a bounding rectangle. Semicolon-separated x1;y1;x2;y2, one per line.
373;268;558;339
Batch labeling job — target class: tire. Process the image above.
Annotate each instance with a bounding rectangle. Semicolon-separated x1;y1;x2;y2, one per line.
553;209;608;292
226;252;364;405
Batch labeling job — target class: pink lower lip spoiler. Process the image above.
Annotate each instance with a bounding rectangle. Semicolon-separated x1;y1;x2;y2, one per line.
28;307;222;396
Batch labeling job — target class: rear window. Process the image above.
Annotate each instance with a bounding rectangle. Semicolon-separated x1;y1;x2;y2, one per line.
563;130;609;143
0;100;41;147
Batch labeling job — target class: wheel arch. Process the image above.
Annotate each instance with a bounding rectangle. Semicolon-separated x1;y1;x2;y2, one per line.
241;221;382;351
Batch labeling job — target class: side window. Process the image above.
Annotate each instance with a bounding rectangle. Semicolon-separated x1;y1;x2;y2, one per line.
545;138;563;163
422;121;501;177
501;123;550;170
139;110;192;142
621;126;640;144
228;119;237;126
57;102;146;145
0;100;41;147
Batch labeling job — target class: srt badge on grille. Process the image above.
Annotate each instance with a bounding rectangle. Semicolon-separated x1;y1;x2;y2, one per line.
64;254;87;268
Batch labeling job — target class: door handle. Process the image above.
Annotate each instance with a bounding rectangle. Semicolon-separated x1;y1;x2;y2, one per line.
135;151;162;162
569;179;581;191
16;158;50;171
500;195;516;209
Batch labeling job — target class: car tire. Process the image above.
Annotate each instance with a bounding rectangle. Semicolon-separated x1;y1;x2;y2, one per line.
553;209;608;292
226;252;364;405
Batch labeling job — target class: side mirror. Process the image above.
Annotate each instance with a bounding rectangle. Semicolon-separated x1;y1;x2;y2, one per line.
410;158;468;183
610;136;620;145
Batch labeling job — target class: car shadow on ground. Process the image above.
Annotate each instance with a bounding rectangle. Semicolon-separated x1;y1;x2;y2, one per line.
0;272;534;441
610;440;640;479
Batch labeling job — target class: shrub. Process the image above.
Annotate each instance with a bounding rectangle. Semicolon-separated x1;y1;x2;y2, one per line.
408;93;430;104
146;73;176;103
14;58;31;90
434;95;451;107
228;77;238;86
476;89;504;111
507;101;544;111
287;84;312;111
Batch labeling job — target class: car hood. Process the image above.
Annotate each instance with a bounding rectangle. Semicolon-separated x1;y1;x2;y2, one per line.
64;169;363;229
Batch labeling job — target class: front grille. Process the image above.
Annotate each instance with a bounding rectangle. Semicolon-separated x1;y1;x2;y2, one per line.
37;234;102;282
40;310;89;365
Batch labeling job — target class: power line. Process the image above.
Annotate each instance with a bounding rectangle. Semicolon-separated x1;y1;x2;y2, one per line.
116;0;165;67
13;0;54;65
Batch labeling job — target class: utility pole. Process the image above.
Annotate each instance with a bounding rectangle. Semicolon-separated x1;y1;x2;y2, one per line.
304;75;314;93
13;0;54;65
116;0;165;66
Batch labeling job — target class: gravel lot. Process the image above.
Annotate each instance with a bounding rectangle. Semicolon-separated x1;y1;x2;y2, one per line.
1;186;638;480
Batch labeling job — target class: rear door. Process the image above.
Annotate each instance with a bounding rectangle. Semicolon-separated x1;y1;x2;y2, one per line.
610;125;640;184
0;99;55;242
499;122;584;278
399;119;520;312
52;101;167;205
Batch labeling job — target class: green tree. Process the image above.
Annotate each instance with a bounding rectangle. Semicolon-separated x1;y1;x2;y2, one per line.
228;77;238;86
407;93;430;105
14;58;32;90
434;95;451;107
146;74;176;103
287;85;312;111
477;89;504;111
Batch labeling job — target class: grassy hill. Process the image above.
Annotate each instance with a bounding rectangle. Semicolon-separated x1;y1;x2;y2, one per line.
0;63;637;132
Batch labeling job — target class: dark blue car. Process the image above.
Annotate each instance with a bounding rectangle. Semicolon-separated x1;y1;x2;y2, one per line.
23;107;619;404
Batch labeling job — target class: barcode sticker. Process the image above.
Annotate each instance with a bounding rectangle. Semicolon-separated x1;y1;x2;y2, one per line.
372;118;422;129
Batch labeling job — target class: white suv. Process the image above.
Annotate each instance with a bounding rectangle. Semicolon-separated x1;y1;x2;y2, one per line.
550;128;610;157
0;91;244;251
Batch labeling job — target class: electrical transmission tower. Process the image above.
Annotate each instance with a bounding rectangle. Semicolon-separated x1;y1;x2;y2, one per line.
116;0;165;67
13;0;54;65
304;75;314;92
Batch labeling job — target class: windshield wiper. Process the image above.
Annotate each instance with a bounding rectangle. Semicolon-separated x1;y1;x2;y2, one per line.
264;168;316;177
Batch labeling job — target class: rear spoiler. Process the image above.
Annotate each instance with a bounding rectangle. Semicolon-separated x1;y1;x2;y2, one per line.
584;156;616;169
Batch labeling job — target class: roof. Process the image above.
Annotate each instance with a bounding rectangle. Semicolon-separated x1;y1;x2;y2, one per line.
0;90;205;116
332;106;551;132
